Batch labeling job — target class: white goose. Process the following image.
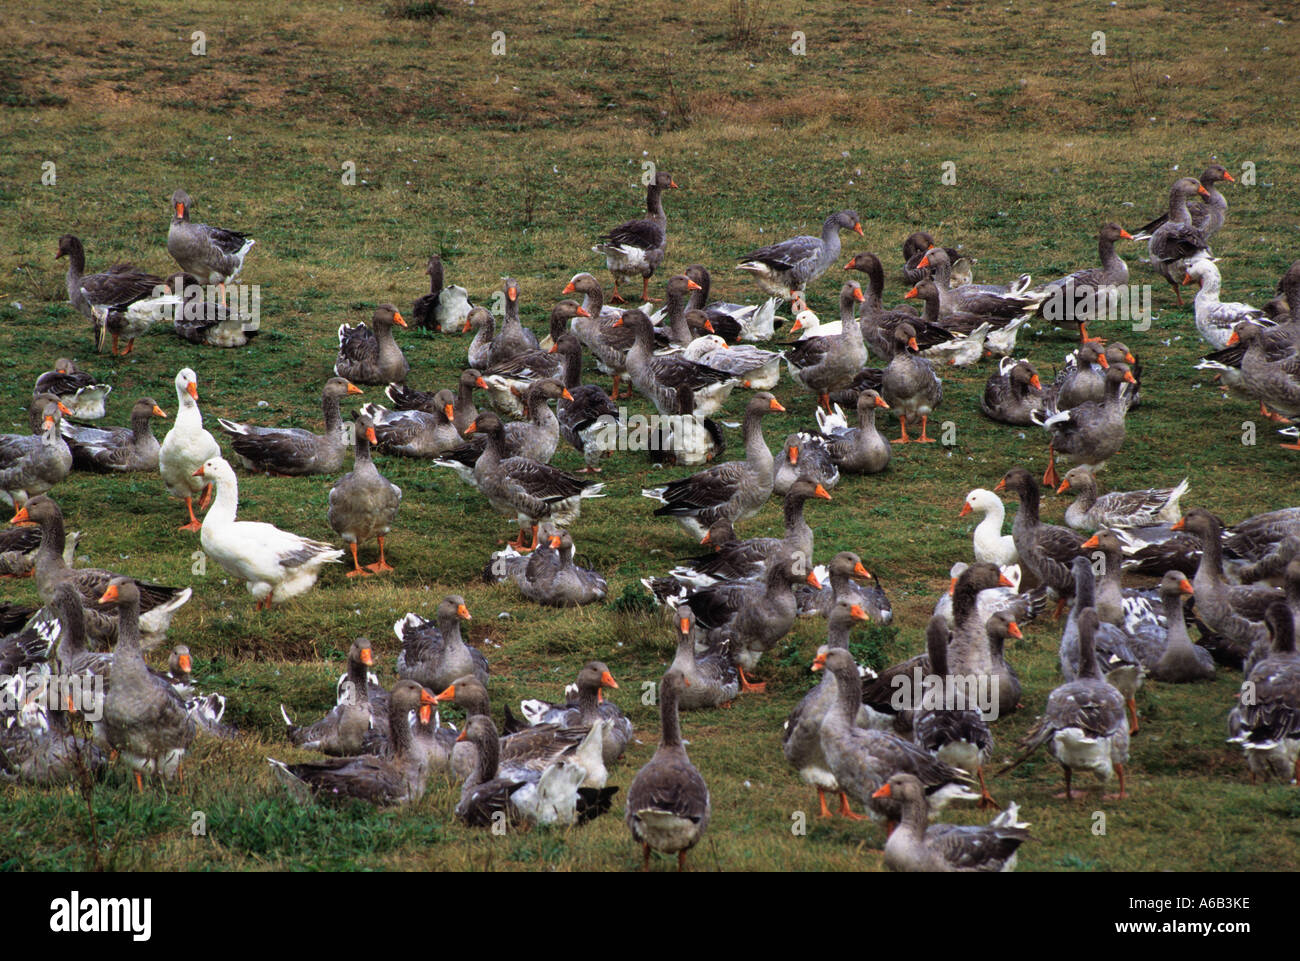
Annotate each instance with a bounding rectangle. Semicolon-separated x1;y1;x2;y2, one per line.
194;457;344;609
158;368;221;532
960;488;1019;567
1184;260;1269;350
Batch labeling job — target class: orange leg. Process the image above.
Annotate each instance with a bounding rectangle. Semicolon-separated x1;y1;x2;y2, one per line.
178;497;203;532
817;788;833;818
737;666;766;693
346;542;370;577
134;770;144;793
891;419;911;445
916;414;936;443
1078;322;1105;345
1127;698;1140;735
111;332;120;355
642;277;661;303
121;339;135;356
819;392;832;413
199;483;213;512
977;767;999;809
1259;401;1293;425
1042;446;1060;489
838;792;867;821
1104;763;1128;800
609;280;626;305
1172;281;1184;307
366;535;394;573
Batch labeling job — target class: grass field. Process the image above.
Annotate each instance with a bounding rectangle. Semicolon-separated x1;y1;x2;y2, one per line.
1;0;1299;871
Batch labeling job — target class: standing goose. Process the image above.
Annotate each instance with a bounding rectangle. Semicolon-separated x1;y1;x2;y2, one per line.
55;234;167;336
1226;602;1300;783
1005;608;1131;800
844;252;956;361
268;680;437;806
334;305;409;386
60;397;166;473
159;368;222;531
479;302;591;412
819;389;892;474
1145;177;1212;306
0;403;71;507
617;309;737;418
960;487;1018;567
1034;223;1135;344
670;606;740;710
561;273;635;399
593;171;677;304
328;413;402;576
1056;467;1188;532
98;578;196;790
736;209;863;309
881;323;943;444
785;282;869;412
626;668;710;870
995;467;1085;598
1033;363;1136;489
1231;321;1300;424
782;599;874;818
1135;164;1234;240
33;358;111;421
394;595;486;692
981;358;1046;426
641;392;784;540
411;253;471;332
1059;556;1146;734
217;377;362;476
467;411;604;551
13;495;191;648
166;189;255;309
195;457;344;609
873;773;1031;873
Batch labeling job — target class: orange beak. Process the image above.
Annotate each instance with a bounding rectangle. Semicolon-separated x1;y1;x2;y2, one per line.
1170;518;1185;531
419;704;432;725
1222;171;1235;183
457;604;471;620
507;285;517;301
948;576;958;597
1197;184;1210;197
98;584;120;604
700;530;712;545
10;507;30;524
904;286;918;299
576;305;591;317
175;202;185;218
464;422;477;435
611;317;624;327
788;446;798;465
997;572;1015;588
852;287;865;303
1119;228;1134;239
853;562;872;580
461;318;473;333
852;223;864;236
703;319;715;334
993;477;1007;493
811;651;828;671
43;416;54;430
768;398;785;412
474;376;489;389
1007;621;1023;639
549;534;563;549
1179;579;1194;594
57;401;72;415
360;647;374;666
849;604;870;621
365;427;378;444
187;381;199;400
600;671;619;689
679;617;691;634
444;403;454;420
790;317;804;333
456;728;467;742
346;382;363;395
178;654;192;673
1124;371;1137;384
669;179;679;188
1225;330;1240;346
1057;479;1071;494
806;572;822;590
875;395;890;409
908;337;919;352
814;484;831;501
1081;534;1100;549
686;279;702;291
959;502;972;518
871;782;892;799
192;466;206;477
1029;374;1042;390
152;405;168;418
562;388;574;401
392;311;408;328
562;281;577;294
1096;354;1110;369
435;684;456;702
1181;273;1192;285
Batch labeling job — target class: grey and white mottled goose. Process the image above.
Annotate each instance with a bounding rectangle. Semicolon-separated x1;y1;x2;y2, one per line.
737;209;863;308
328;412;402;576
166;190;255;307
874;773;1031;872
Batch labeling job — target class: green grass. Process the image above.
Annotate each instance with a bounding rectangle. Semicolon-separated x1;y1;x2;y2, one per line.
0;0;1299;871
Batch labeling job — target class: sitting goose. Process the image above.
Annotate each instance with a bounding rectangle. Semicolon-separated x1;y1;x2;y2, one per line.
455;715;617;827
874;773;1031;873
98;578;196;790
554;334;620;472
913;615;998;808
159;368;222;532
641;392;783;540
844;252;956;361
1135;164;1234;241
960;488;1018;567
1146;177;1212;306
1005;608;1131;800
0;522;50;578
593;171;676;304
217;377;362;476
0;402;71;507
394;595;486;692
818;389;892;474
15;495;191;648
773;432;839;494
1034;363;1136;489
981;358;1046;426
268;680;437;806
195;457;344;610
467;411;604;551
516;661;632;764
1051;342;1109;411
1184;260;1269;350
411;253;471;332
33;358;111;421
902;232;972;286
167;189;255;310
1034;223;1135;344
334;305;409;386
648;382;726;469
1226;602;1300;784
678;264;778;342
328;413;402;576
914;246;1045;320
670;606;739;710
1056;467;1187;532
282;639;384;755
680;318;782;391
626;668;710;871
510;530;608;607
782;600;875;818
0;683;107;786
882;323;943;444
60;397;166;473
166;272;255;347
617;309;737;418
434;379;571;483
736;209;863;309
479;302;590;414
785;282;869;411
795;550;890;622
1148;571;1215;683
818;648;977;828
361;388;462;459
902;278;1012;345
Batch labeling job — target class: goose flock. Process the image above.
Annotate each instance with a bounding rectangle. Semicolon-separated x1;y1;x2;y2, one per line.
3;164;1299;873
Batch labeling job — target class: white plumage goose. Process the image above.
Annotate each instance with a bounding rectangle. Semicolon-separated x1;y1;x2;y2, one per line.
158;368;221;532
